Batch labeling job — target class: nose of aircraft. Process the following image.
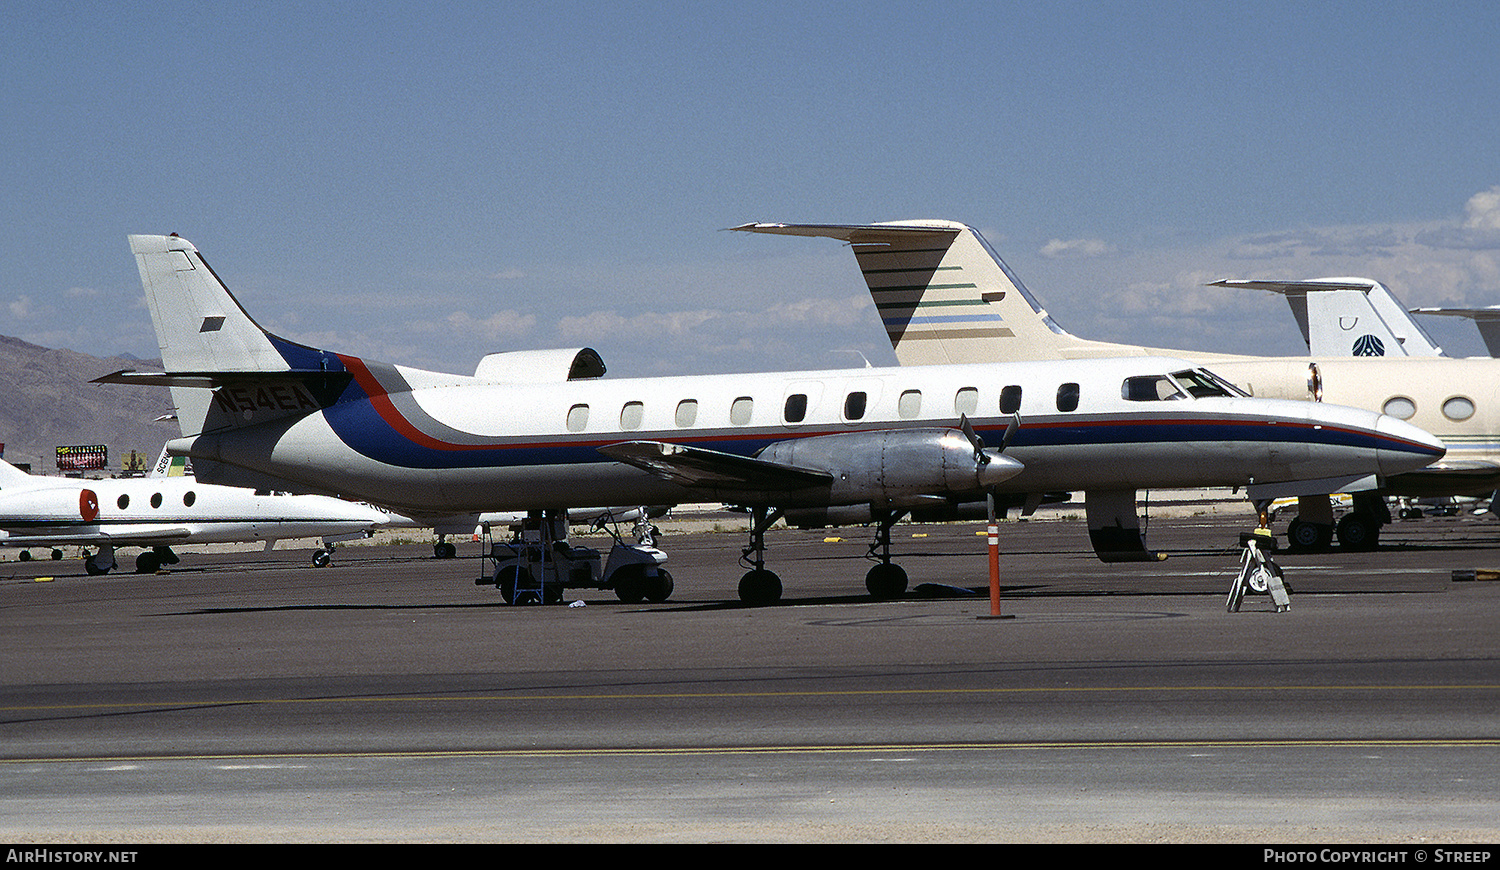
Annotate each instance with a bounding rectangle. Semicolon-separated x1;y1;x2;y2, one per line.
1374;414;1446;477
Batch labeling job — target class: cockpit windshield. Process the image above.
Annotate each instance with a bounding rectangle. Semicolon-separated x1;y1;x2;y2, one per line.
1178;368;1249;397
1121;368;1246;401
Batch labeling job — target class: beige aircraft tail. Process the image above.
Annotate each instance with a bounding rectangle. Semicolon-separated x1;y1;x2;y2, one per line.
731;220;1187;365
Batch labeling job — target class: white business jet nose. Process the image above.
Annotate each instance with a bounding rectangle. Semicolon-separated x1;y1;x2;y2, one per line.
1374;415;1446;477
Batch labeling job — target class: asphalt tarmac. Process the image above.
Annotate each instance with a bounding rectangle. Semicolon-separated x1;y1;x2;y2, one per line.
2;511;1498;843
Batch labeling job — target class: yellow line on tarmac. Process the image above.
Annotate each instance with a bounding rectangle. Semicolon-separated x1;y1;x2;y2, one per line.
3;737;1499;766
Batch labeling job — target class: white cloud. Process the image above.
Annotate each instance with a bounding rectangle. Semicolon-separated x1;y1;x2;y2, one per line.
1464;185;1500;230
1020;184;1500;359
9;295;33;320
443;309;539;340
1039;238;1117;260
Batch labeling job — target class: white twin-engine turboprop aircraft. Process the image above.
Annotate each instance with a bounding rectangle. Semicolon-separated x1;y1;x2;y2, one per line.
98;233;1444;604
734;220;1500;554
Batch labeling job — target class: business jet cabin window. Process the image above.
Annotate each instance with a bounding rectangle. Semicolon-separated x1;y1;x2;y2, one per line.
784;394;808;423
1443;396;1475;421
1383;396;1416;420
999;385;1022;414
844;391;867;421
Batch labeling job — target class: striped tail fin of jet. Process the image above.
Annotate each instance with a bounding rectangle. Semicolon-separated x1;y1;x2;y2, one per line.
732;220;1155;365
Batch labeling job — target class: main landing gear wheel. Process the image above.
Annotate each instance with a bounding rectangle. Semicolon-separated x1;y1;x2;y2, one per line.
738;505;785;605
1285;518;1333;553
865;562;908;600
738;569;782;606
311;548;332;568
134;552;161;574
84;550;114;575
1335;511;1380;551
864;509;911;600
433;541;457;559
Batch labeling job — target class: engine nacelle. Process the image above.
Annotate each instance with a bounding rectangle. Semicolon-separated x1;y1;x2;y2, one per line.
758;428;1022;509
0;488;99;522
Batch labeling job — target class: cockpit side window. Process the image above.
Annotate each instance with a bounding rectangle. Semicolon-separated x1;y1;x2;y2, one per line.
1121;375;1185;401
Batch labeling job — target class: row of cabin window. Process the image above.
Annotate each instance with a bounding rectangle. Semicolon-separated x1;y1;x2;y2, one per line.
114;492;197;509
564;383;1084;432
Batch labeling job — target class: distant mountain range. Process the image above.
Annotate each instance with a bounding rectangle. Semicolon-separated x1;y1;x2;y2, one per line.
0;334;171;474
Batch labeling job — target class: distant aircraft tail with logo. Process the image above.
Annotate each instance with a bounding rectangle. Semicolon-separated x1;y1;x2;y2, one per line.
1210;278;1445;358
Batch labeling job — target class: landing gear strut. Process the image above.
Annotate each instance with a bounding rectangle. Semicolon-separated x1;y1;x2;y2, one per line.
864;509;910;599
738;506;784;605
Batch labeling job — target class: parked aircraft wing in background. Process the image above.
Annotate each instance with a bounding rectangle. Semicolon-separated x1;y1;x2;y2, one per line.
1410;306;1500;357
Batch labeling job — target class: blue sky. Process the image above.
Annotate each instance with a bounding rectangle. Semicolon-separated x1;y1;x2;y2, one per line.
5;2;1500;381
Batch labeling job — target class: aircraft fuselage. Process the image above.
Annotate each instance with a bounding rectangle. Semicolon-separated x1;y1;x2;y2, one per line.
171;356;1444;514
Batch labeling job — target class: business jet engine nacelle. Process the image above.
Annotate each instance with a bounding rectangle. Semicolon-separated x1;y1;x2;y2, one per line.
0;488;100;522
757;428;1023;509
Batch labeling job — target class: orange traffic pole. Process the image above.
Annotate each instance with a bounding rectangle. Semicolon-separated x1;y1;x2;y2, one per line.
980;491;1013;620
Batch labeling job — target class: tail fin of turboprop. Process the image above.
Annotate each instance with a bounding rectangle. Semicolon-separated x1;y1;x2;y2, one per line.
732;220;1176;365
128;233;302;373
1211;278;1445;358
96;235;355;438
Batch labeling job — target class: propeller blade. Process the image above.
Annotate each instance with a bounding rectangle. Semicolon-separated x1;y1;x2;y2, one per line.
959;415;988;466
999;413;1020;453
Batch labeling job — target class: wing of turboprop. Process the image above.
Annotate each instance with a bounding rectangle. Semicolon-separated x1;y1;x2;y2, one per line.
1384;460;1500;498
602;426;1025;510
597;442;833;493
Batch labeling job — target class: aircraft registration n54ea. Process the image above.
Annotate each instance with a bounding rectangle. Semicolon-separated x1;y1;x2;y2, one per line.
99;233;1445;604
